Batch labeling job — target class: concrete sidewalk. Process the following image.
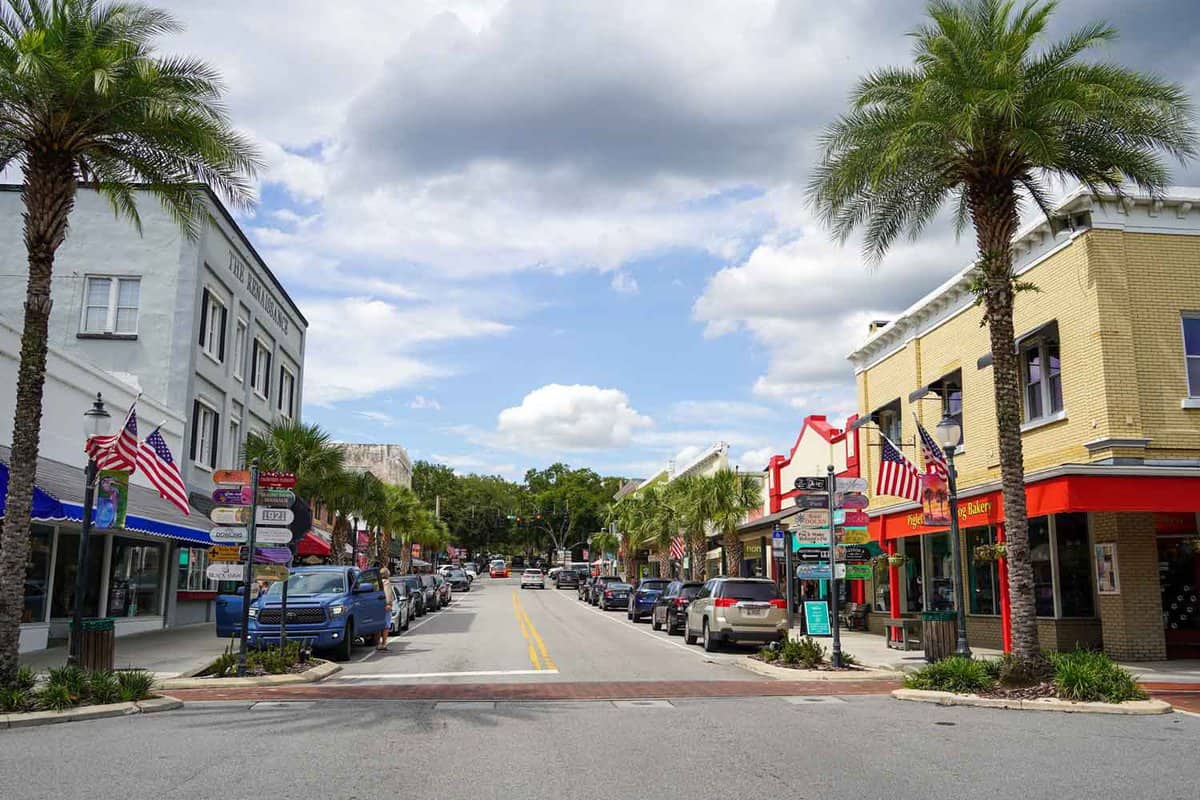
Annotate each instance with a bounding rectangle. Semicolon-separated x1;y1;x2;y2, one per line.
20;623;228;679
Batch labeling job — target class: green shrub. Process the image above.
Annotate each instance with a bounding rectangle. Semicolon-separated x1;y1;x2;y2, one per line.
757;647;778;663
779;636;826;668
37;683;77;711
116;670;156;702
47;664;88;698
839;651;859;667
0;686;34;712
88;671;122;705
10;665;37;691
1050;650;1147;703
904;656;996;693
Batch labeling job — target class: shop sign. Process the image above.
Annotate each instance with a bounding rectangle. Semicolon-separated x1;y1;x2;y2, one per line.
205;562;244;581
803;601;831;635
794;493;828;510
743;542;762;559
256;507;294;526
212;469;250;487
257;488;296;508
840;545;871;562
210;526;249;543
905;497;996;530
835;477;867;493
253;527;294;545
94;469;129;530
210;506;250;525
259;471;297;489
844;564;872;580
794;476;829;492
212;487;252;506
837;527;871;545
208;545;243;562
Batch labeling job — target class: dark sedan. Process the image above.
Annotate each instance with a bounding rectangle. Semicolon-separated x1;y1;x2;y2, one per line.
597;582;632;610
399;575;427;616
555;569;581;589
419;574;441;611
651;580;703;634
628;577;671;622
588;575;623;605
446;568;471;592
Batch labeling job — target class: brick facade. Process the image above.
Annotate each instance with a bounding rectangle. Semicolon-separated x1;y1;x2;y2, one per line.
1091;512;1167;660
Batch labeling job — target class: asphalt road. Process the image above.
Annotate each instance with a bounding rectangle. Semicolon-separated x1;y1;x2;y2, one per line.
331;574;760;684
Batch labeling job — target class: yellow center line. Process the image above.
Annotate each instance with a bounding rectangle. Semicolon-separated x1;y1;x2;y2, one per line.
513;590;543;670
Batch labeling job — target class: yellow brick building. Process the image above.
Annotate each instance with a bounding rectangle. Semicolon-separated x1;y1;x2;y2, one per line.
848;187;1200;660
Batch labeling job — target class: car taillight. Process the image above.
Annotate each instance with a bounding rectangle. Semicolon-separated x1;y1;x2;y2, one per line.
769;599;787;608
714;597;738;608
605;590;613;597
675;597;688;607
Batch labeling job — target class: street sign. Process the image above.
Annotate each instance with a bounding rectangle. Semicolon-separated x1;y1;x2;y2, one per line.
253;546;293;565
792;528;829;547
837;493;870;510
212;469;250;487
803;601;832;635
211;487;251;506
253;565;289;582
205;562;244;581
844;564;873;580
259;471;297;489
837;528;871;545
796;547;830;562
208;545;243;562
771;530;785;555
255;507;294;526
836;477;868;493
210;506;250;525
796;563;832;580
794;493;828;510
794;509;831;528
253;527;294;545
793;476;829;492
257;488;295;508
210;526;249;543
840;545;871;562
841;510;870;527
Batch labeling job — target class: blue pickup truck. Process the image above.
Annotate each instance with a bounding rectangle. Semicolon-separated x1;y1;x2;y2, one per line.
215;565;390;661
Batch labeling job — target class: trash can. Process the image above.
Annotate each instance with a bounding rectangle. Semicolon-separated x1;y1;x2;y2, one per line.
70;617;115;672
921;611;956;663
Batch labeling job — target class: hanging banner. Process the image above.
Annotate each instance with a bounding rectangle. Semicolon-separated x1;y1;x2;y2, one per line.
94;470;129;530
921;472;951;526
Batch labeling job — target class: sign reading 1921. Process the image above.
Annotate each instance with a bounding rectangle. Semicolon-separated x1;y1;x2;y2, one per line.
793;476;829;492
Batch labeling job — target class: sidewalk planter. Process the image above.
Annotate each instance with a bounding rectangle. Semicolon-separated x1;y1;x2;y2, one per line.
0;696;182;730
158;658;340;690
921;611;956;663
892;688;1172;715
68;618;115;672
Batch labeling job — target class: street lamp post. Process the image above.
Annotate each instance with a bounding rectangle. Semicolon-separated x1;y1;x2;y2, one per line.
70;393;112;666
935;413;972;658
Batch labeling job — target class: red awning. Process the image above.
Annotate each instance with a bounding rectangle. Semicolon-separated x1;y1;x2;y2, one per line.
296;530;331;557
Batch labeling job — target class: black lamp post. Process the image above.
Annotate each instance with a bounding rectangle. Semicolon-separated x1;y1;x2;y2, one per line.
70;393;111;666
934;413;972;658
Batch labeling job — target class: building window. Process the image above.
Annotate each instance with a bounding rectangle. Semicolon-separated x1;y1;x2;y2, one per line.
966;525;999;615
51;531;103;618
278;366;296;418
1029;516;1055;617
229;415;241;468
874;399;902;444
190;401;219;470
80;276;140;335
251;339;272;400
1184;315;1200;396
198;289;227;362
23;525;53;623
233;318;247;381
1022;335;1063;421
178;547;224;591
1054;512;1094;618
108;536;164;617
872;559;890;613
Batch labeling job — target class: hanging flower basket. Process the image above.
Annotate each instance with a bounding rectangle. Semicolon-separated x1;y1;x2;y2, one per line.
973;543;1007;562
887;554;908;567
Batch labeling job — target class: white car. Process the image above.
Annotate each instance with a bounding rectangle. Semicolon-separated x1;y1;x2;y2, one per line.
389;583;410;634
520;569;546;589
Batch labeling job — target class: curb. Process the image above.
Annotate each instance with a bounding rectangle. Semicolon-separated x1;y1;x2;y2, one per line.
158;659;340;690
891;688;1173;715
1;695;184;730
737;656;901;682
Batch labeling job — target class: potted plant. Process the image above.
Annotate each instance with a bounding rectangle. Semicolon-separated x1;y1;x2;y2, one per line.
887;553;908;567
973;543;1007;562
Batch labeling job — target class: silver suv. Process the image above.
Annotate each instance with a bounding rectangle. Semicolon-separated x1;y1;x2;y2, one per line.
684;578;787;652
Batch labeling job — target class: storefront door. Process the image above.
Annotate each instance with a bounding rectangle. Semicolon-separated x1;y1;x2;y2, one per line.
1157;513;1200;658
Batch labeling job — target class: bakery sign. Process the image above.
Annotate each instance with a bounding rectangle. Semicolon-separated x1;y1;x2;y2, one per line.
226;253;291;335
906;497;999;530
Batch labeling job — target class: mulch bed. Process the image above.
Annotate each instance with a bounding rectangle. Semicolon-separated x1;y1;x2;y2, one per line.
978;682;1057;700
749;654;864;672
200;658;324;679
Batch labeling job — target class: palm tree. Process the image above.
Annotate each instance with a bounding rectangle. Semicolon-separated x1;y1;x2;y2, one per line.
694;469;760;578
0;0;258;681
668;474;708;580
379;483;420;568
342;470;386;566
242;421;345;507
808;0;1195;671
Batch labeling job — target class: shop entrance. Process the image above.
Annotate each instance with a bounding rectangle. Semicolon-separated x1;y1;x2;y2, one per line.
1157;513;1200;659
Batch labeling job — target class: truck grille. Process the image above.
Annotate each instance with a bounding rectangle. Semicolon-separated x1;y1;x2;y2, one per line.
259;607;325;625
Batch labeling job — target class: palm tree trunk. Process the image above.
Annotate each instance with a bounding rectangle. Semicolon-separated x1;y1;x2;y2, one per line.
971;183;1041;669
330;514;348;566
723;533;743;577
688;536;706;580
0;156;77;683
399;538;412;574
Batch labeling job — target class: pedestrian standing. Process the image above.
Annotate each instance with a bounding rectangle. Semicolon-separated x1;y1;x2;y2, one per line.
378;567;393;651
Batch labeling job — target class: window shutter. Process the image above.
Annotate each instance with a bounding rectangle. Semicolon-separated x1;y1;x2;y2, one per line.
198;290;209;347
209;411;220;469
265;352;272;398
288;374;295;417
278;366;284;410
218;306;228;362
189;400;200;460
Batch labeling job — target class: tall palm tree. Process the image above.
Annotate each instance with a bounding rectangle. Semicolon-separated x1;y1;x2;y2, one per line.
695;469;760;578
668;474;708;580
378;483;419;569
342;470;386;566
0;0;258;681
809;0;1195;670
242;420;345;507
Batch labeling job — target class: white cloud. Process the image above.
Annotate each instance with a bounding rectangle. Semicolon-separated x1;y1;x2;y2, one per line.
430;453;517;477
494;384;653;452
410;395;442;410
670;400;772;423
610;271;639;294
354;410;395;425
734;446;776;472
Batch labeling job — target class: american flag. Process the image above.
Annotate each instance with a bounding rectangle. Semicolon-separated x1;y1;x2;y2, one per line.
85;401;138;472
914;415;949;479
669;536;686;560
136;427;190;515
875;435;922;502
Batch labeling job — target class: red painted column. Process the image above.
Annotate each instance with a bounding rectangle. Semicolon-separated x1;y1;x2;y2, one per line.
997;523;1012;653
887;539;901;642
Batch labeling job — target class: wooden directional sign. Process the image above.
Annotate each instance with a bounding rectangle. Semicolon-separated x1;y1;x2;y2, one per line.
253;527;294;545
837;528;871;545
840;545;872;562
211;487;252;506
796;547;830;562
256;507;294;527
208;545;243;562
844;564;873;580
259;471;297;489
792;528;829;547
210;506;250;525
841;510;870;527
794;493;828;510
257;488;296;508
793;476;829;492
837;493;870;510
205;562;244;581
836;476;868;493
212;469;250;487
210;526;249;543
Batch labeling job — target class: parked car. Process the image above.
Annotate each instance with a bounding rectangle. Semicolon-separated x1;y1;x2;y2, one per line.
547;566;563;582
589;575;622;605
651;581;703;634
597;581;632;610
628;577;671;622
684;578;787;652
420;574;441;611
555;569;581;590
241;566;389;662
389;582;411;633
445;568;471;592
464;564;478;580
520;568;546;589
399;575;427;616
578;574;596;601
434;574;452;606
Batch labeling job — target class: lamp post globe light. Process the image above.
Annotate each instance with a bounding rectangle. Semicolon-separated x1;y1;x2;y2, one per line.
70;393;112;666
934;413;971;658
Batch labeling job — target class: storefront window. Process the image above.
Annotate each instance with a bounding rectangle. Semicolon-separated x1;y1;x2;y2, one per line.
51;531;103;618
1055;512;1094;617
966;525;999;615
903;536;923;612
23;525;53;623
1029;516;1055;616
177;547;218;591
926;532;955;611
108;537;164;617
873;559;890;613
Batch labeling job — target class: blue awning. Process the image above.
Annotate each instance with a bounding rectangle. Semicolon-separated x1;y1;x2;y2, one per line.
0;460;67;521
59;502;214;547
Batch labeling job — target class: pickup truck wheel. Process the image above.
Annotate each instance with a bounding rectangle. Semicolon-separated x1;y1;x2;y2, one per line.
333;620;354;662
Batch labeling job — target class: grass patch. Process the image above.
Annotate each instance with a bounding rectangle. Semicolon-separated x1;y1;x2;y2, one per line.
1047;650;1147;703
116;670;156;702
904;655;997;693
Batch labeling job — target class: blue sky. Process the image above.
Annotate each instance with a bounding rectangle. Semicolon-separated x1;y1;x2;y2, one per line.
157;0;1200;480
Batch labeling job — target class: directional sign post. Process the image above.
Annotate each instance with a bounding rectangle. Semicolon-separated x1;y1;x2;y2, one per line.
836;476;868;493
236;463;261;678
210;506;250;526
210;526;249;544
212;469;251;487
825;464;843;667
794;493;829;510
793;476;829;492
256;507;294;527
208;545;243;562
205;562;244;581
211;487;252;506
252;527;294;545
